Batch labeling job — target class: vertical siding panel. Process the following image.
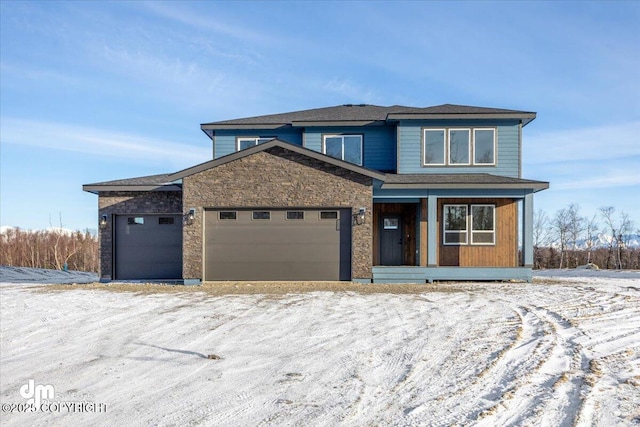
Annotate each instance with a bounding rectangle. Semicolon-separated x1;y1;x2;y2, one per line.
438;198;518;267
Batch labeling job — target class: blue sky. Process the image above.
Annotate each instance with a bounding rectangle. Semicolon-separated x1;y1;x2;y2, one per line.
1;1;639;232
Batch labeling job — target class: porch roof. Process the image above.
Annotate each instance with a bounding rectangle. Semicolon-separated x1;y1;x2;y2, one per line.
82;173;182;194
381;173;549;192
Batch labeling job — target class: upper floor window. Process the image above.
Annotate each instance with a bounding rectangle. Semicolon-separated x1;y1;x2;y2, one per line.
237;137;274;151
473;129;495;165
323;134;363;165
423;128;495;166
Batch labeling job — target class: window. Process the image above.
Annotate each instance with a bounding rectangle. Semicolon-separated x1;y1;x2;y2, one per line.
320;211;338;220
158;217;174;225
383;218;399;230
286;211;304;220
443;204;495;245
424;129;445;165
471;205;495;244
449;129;470;165
237;137;274;151
323;135;363;165
473;129;495;165
219;211;237;220
252;211;270;220
423;127;496;166
127;217;144;225
443;205;468;244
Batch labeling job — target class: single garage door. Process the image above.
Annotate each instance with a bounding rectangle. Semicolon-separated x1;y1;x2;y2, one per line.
114;214;182;280
205;209;351;281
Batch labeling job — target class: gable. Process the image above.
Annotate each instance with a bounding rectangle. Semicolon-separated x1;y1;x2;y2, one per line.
169;139;386;182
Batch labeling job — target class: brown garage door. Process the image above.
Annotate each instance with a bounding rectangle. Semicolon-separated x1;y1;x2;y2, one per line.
114;214;182;280
204;209;351;281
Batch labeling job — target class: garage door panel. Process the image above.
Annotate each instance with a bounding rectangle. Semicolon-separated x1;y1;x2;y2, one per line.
206;242;339;263
205;209;350;281
206;261;340;281
115;214;182;280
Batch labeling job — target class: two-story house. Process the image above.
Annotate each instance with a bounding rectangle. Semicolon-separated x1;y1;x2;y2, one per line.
83;104;548;284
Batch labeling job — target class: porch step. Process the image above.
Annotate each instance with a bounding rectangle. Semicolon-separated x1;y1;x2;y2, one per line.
372;266;532;283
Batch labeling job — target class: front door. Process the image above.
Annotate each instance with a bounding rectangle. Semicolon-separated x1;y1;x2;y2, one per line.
380;215;403;265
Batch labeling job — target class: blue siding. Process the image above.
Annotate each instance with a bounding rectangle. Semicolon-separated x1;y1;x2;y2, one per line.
397;119;521;177
303;126;396;172
213;128;303;159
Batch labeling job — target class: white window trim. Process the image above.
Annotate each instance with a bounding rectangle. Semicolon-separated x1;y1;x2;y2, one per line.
448;128;471;166
322;134;363;166
473;128;496;166
423;128;446;166
236;137;274;151
470;204;496;245
442;204;496;245
423;127;497;167
443;204;468;246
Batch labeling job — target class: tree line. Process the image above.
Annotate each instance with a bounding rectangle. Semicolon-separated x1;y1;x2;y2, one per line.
533;205;639;270
0;228;99;273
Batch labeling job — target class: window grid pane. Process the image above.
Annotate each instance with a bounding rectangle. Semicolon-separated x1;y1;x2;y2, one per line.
424;130;445;165
449;129;470;164
474;129;495;164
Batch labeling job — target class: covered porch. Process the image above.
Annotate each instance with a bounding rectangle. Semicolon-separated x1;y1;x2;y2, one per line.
370;174;548;283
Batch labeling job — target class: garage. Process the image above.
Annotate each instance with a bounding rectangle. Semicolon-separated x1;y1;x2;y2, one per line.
114;214;182;280
204;209;352;281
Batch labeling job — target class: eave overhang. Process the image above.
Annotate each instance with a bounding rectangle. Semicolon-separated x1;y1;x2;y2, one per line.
386;112;537;126
82;184;182;195
381;182;549;192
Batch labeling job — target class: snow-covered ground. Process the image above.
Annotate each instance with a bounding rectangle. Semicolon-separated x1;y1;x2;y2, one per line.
1;268;638;426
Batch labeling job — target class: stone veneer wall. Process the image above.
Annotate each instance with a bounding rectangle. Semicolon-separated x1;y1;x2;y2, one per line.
182;147;374;281
97;191;182;280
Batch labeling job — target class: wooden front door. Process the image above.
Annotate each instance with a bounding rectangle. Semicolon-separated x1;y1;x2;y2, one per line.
380;215;403;265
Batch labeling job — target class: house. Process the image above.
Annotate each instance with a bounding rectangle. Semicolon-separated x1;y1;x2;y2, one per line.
83;104;548;284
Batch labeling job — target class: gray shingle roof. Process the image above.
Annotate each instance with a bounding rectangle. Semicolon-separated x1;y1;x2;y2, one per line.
202;104;536;127
382;173;549;191
82;173;181;193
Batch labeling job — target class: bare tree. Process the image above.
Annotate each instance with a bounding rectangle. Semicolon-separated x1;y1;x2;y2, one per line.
584;213;599;264
533;209;551;269
566;204;585;267
600;206;617;269
552;207;571;269
617;212;634;269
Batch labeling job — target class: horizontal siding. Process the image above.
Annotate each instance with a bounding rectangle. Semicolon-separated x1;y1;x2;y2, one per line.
304;126;396;172
398;119;521;177
214;128;303;159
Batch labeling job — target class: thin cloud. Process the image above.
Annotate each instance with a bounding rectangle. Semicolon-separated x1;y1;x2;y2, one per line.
140;2;279;46
553;172;640;191
524;121;640;164
0;118;210;167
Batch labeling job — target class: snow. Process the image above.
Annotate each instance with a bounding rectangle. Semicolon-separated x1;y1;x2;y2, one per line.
1;268;638;426
0;266;97;284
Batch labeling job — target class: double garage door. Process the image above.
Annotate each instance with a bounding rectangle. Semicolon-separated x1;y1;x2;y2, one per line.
205;208;352;281
114;214;182;280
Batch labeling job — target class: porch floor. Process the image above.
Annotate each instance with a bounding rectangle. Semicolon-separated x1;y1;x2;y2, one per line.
371;266;532;284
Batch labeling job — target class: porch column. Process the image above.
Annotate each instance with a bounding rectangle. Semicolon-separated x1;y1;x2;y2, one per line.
420;199;427;266
427;196;438;267
522;192;534;267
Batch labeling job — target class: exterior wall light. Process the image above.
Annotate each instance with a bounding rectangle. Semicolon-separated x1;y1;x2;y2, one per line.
99;214;108;228
185;208;196;225
353;207;366;225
